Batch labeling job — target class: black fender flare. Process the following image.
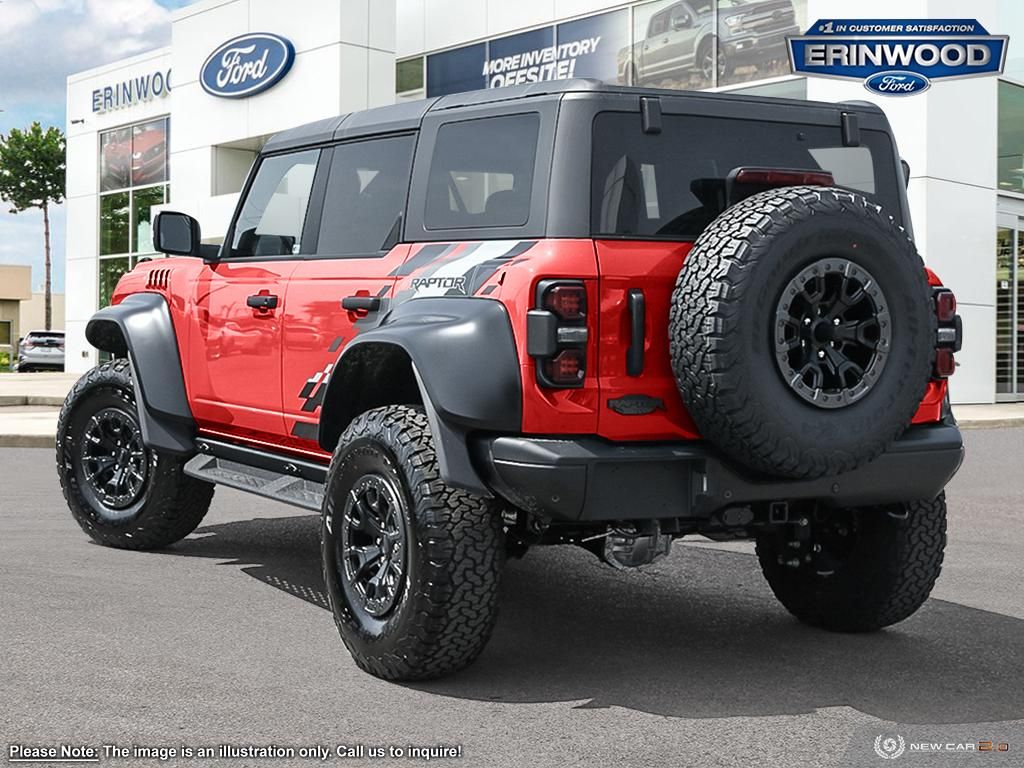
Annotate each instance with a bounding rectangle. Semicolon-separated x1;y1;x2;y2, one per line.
85;293;195;454
319;298;523;495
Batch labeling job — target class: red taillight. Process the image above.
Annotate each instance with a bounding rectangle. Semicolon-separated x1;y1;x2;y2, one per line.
545;349;586;386
733;168;835;187
934;348;956;378
932;287;961;378
529;280;589;389
543;283;587;321
935;290;957;322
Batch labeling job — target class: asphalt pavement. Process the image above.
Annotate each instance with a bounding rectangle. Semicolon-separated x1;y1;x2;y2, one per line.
2;429;1023;768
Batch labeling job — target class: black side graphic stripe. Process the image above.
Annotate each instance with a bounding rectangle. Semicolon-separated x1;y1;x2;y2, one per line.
389;243;454;276
301;386;327;413
328;336;344;353
464;241;536;295
291;421;318;440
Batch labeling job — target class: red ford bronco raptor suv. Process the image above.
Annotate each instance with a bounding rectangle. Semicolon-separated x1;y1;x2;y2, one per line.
58;80;964;681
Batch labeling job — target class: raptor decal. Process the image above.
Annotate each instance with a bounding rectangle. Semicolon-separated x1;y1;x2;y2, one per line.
393;240;536;303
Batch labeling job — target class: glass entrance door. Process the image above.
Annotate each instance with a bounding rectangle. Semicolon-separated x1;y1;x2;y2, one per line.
996;220;1024;401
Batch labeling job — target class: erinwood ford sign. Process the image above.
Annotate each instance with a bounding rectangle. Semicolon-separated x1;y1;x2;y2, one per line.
200;33;296;98
788;18;1008;96
90;32;295;114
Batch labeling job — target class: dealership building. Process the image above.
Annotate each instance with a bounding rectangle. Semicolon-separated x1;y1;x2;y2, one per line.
64;0;1024;404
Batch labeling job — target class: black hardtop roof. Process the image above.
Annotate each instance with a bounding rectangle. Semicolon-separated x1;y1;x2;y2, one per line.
260;79;885;154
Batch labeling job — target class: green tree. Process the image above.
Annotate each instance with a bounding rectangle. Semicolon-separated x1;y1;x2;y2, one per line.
0;122;66;330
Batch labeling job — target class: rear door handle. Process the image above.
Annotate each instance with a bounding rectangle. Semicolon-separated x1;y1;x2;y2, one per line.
341;295;381;312
626;288;645;377
246;294;278;310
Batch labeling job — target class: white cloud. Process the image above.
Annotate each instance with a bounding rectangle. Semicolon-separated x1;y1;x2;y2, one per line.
0;0;173;106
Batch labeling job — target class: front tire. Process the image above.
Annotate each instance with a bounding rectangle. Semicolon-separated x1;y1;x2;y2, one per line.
56;359;214;550
322;405;504;681
756;495;947;631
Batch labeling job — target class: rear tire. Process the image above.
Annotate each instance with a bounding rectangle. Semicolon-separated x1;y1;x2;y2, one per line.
321;405;504;681
56;359;214;550
756;495;946;631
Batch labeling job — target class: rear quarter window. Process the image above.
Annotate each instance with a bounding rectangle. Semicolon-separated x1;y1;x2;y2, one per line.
425;113;540;230
591;111;901;239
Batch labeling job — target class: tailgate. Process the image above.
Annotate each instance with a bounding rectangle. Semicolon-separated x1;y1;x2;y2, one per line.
595;240;701;441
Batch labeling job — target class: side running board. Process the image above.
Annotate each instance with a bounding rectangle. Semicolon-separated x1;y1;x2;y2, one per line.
183;438;327;511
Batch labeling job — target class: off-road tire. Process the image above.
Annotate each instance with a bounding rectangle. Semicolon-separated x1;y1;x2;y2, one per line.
756;495;947;631
56;359;214;549
669;186;935;479
321;405;504;681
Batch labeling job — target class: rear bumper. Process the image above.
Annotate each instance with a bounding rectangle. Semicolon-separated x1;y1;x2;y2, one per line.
473;423;964;522
18;351;65;368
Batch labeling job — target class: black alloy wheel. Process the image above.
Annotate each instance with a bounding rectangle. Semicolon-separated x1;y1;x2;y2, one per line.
337;474;408;619
774;258;892;409
79;406;150;515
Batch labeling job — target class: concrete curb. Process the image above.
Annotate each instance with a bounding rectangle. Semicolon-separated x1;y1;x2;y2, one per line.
0;396;65;407
0;413;1020;450
0;434;55;449
959;417;1024;429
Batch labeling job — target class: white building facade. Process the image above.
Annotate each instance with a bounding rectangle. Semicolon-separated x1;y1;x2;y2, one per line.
65;0;1024;405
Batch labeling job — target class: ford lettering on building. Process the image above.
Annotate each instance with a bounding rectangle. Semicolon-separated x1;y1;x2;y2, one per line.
200;33;295;98
788;18;1008;95
91;69;171;113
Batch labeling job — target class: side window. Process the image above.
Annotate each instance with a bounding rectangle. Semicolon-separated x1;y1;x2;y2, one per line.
230;149;320;258
317;135;416;256
669;5;690;28
649;11;669;36
425;113;539;229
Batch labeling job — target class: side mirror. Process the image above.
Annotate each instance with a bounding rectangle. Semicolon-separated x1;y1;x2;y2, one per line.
154;211;202;256
900;159;911;188
671;13;691;30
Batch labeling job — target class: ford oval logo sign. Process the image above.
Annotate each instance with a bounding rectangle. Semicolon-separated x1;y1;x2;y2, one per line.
864;70;931;96
201;33;295;99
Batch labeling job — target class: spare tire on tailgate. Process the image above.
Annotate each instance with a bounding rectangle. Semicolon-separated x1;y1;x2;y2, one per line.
669;186;935;479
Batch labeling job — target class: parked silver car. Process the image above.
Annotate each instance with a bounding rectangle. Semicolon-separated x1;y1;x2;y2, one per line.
17;330;65;372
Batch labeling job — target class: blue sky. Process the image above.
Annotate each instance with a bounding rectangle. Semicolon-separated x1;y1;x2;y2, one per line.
0;0;193;294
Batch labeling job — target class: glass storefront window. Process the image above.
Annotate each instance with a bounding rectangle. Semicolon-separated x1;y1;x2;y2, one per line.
995;223;1024;400
1000;0;1024;83
98;117;170;307
131;119;168;186
99;127;131;192
717;0;806;87
99;192;130;255
132;185;167;254
422;1;808;97
998;81;1024;194
98;257;130;309
396;57;424;94
631;0;714;90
